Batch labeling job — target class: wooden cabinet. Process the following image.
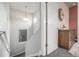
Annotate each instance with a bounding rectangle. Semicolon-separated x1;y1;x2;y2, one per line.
58;30;75;49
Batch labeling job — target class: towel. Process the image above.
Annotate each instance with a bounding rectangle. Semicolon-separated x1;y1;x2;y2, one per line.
68;42;79;57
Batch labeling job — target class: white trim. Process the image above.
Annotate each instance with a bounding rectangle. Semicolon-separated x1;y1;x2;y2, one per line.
10;50;25;57
18;41;26;44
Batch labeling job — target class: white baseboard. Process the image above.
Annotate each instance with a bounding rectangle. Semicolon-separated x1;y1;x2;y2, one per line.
11;51;25;57
41;46;58;56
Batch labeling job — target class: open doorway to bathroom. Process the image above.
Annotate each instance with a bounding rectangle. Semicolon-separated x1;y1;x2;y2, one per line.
58;2;78;50
58;2;78;57
45;2;78;57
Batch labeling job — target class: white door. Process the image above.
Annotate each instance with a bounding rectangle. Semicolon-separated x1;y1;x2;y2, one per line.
47;2;58;54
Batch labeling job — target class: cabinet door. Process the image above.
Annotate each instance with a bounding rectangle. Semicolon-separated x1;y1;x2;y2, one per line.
58;30;62;46
58;30;65;47
58;30;69;49
62;31;69;49
69;31;75;48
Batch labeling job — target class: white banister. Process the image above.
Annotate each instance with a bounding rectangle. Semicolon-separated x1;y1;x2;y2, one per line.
0;31;10;53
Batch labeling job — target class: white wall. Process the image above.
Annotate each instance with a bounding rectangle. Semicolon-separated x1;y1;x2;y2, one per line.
25;29;41;56
10;9;32;56
33;10;40;34
47;2;69;54
0;3;10;57
41;2;69;55
78;3;79;43
41;2;47;56
25;5;41;56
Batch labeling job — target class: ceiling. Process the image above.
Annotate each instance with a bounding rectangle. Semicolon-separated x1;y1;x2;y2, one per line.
9;2;40;14
64;2;77;8
9;2;77;13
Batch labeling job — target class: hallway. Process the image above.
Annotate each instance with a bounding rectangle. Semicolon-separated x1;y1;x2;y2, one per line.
0;2;78;57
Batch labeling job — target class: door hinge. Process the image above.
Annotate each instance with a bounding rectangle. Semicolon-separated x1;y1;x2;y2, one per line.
46;44;48;47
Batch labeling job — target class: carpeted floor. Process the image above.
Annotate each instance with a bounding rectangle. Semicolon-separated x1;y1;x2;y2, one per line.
46;47;74;57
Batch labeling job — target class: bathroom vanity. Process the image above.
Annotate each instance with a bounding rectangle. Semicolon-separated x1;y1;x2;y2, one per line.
58;29;75;49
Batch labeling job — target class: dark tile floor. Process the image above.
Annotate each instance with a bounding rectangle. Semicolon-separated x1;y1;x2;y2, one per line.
13;47;74;57
14;52;25;57
46;47;74;57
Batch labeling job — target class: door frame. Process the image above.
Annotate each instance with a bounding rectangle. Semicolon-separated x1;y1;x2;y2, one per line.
45;2;48;55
